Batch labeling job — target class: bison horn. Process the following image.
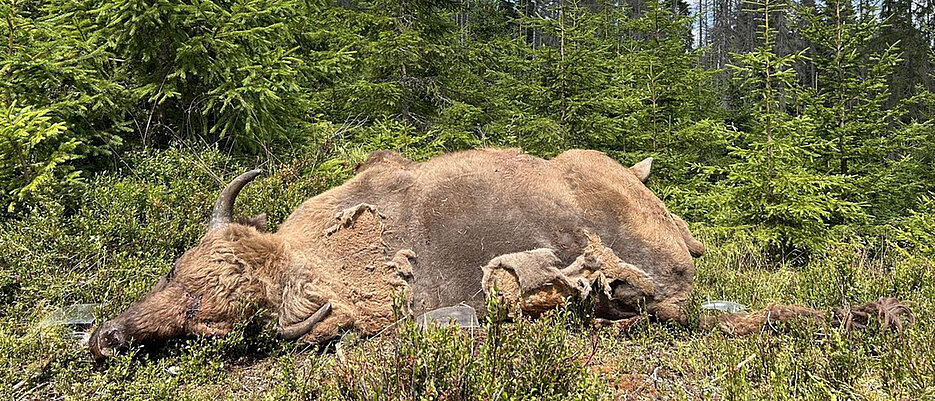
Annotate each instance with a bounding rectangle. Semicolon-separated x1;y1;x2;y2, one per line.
277;302;332;340
209;169;263;230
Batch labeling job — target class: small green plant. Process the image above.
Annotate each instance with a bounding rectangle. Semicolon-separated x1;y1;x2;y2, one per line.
0;103;82;212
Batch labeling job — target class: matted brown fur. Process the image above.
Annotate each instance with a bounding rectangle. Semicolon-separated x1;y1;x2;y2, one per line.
92;148;706;354
279;148;700;323
700;304;827;336
94;224;289;347
701;298;914;336
833;297;915;332
481;249;580;316
293;205;412;341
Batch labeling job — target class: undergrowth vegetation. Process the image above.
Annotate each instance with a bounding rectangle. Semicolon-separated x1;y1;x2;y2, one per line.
0;148;933;399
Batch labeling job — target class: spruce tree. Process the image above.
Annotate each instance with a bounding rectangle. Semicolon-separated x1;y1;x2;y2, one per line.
717;0;865;253
796;0;908;222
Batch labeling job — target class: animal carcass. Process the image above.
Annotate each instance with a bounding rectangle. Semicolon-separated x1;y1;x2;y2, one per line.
89;148;704;359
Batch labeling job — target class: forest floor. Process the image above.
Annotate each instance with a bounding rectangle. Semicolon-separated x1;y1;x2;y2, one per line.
1;151;933;400
4;232;934;400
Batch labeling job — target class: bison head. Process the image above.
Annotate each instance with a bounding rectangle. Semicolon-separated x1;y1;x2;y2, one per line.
89;170;327;361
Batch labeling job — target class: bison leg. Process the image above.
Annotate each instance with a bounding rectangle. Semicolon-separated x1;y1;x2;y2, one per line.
701;298;915;336
699;303;827;335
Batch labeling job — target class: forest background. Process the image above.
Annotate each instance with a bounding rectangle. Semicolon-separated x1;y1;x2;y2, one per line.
2;0;935;398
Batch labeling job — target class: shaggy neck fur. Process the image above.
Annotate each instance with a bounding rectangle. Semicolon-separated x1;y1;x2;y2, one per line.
116;224;294;340
209;224;295;322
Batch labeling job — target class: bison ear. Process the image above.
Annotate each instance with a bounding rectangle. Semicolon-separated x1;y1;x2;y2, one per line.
630;157;653;183
238;213;268;232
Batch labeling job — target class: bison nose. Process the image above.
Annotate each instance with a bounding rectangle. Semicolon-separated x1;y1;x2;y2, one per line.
89;320;127;361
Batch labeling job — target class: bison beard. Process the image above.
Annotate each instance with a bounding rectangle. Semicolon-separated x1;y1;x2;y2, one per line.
88;149;910;360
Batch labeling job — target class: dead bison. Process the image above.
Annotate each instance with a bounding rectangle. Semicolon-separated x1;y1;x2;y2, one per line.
89;148;705;360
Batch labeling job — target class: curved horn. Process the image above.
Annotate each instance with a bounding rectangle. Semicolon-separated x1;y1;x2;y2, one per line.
209;169;263;230
277;302;332;340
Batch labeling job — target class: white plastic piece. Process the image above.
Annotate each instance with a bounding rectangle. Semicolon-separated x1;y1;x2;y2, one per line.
40;303;97;327
40;303;98;346
701;300;747;313
416;304;480;329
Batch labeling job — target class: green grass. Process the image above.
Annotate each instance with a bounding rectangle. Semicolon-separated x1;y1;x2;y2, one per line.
1;148;933;400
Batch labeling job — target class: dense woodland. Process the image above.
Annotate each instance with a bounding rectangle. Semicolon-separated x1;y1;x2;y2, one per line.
2;0;935;398
3;0;934;254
